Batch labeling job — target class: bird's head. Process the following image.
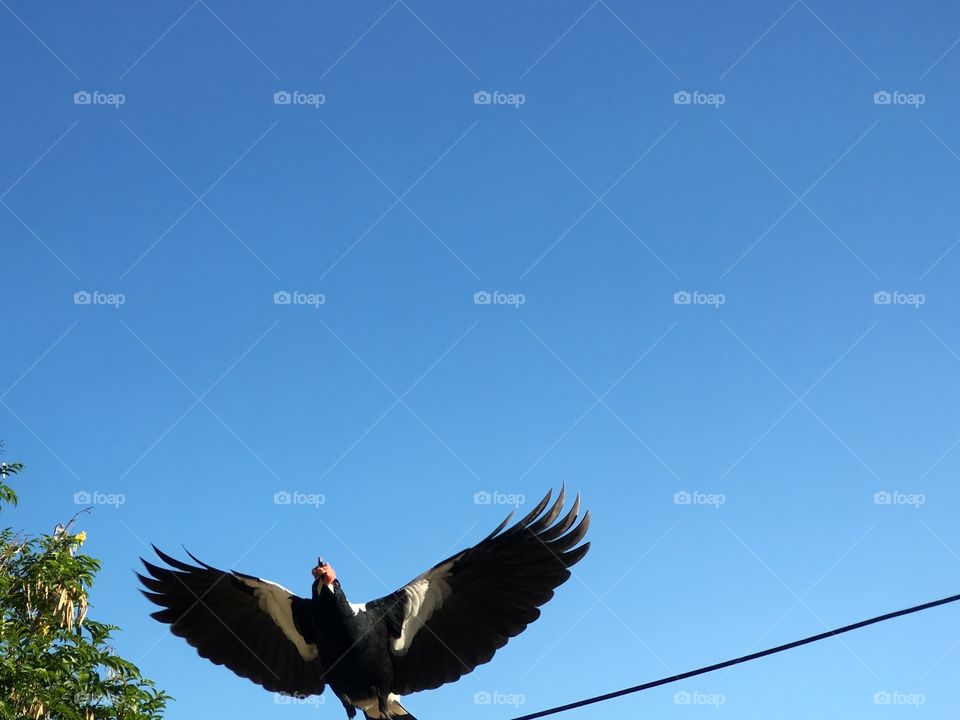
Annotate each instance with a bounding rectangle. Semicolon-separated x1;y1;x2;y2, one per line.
312;557;336;590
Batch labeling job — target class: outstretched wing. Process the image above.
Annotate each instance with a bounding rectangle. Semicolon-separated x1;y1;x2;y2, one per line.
366;487;589;695
138;548;325;696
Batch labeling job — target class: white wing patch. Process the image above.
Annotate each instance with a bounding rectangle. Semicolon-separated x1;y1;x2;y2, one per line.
236;575;319;661
349;602;367;616
347;692;406;718
390;562;454;655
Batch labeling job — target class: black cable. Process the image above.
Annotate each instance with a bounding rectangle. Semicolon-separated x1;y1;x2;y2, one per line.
511;591;960;720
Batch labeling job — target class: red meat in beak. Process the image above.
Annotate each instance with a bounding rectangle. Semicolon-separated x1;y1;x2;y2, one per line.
312;559;336;585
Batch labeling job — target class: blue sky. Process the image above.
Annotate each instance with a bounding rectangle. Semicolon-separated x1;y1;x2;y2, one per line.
3;0;960;717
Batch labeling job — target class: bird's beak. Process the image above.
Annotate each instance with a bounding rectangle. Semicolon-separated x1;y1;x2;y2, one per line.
312;560;336;587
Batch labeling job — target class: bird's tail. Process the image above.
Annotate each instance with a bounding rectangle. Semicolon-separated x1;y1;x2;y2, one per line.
363;698;416;720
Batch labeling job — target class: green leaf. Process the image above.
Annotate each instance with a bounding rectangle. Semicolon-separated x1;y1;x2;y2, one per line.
0;456;170;718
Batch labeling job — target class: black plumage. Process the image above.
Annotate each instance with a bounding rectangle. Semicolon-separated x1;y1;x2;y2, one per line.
138;487;589;719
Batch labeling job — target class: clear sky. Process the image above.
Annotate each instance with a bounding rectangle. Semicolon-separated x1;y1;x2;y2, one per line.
3;1;960;718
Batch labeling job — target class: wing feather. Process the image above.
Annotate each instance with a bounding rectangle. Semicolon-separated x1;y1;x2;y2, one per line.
137;548;325;696
366;486;590;694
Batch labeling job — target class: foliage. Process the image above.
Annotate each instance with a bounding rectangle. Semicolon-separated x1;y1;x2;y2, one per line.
0;459;169;719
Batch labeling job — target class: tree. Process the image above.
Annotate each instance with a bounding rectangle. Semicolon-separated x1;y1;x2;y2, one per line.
0;455;169;719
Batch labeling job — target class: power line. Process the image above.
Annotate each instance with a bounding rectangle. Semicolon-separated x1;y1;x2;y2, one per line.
511;591;960;720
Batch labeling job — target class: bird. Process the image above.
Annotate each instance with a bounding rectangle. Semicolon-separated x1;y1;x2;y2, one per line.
137;487;589;719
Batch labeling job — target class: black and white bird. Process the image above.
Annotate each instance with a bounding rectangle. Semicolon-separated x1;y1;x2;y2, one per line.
138;487;589;719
